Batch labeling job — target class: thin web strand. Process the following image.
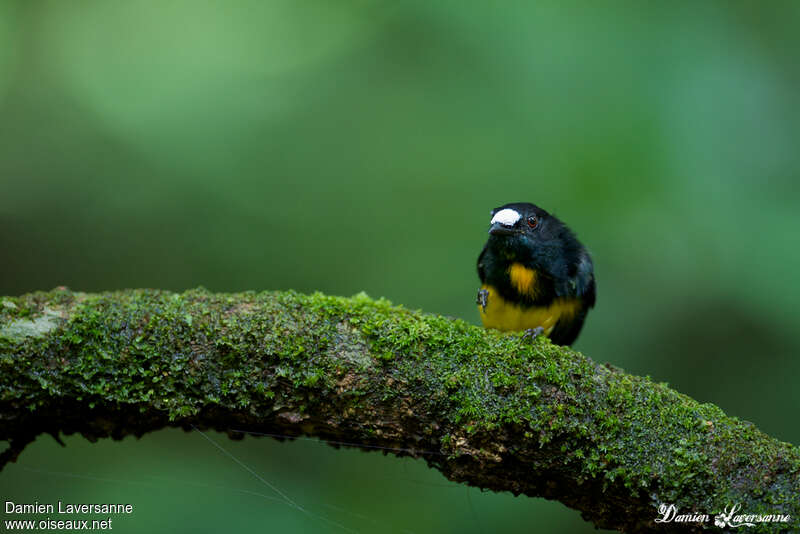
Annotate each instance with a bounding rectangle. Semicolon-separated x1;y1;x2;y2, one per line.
192;425;304;512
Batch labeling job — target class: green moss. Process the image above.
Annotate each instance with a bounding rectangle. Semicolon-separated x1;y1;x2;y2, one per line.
1;287;798;532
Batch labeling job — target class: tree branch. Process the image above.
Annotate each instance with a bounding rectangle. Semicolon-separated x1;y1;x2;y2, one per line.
1;288;797;532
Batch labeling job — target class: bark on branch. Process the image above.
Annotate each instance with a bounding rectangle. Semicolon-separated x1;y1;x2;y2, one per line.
0;288;797;533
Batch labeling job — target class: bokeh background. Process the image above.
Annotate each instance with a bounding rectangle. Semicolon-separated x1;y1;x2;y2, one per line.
2;1;799;533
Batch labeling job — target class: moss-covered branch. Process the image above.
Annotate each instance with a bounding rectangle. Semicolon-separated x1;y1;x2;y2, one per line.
0;288;797;532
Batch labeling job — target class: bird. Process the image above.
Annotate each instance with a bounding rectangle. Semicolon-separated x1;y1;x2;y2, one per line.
476;202;596;346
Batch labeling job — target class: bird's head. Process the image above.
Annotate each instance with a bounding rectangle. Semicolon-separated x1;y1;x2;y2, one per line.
486;202;548;252
485;201;582;265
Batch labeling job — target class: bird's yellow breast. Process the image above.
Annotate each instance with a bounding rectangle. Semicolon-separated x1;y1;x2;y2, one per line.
478;284;581;333
508;262;540;298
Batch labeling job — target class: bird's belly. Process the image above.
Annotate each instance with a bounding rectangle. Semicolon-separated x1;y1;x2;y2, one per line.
478;284;580;333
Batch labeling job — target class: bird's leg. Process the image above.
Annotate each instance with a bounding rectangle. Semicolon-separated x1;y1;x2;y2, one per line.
476;288;489;312
523;326;545;343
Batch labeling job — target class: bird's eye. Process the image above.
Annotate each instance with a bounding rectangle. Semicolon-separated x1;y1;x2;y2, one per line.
527;216;538;229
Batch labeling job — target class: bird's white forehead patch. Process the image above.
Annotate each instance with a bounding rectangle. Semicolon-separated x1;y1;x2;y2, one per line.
491;208;521;226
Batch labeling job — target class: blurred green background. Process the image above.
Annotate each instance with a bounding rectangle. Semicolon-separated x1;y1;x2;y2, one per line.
1;1;799;532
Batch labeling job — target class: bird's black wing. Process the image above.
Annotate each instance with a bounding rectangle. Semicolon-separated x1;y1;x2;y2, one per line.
573;252;596;307
549;303;591;346
476;243;488;282
549;251;596;345
553;251;596;304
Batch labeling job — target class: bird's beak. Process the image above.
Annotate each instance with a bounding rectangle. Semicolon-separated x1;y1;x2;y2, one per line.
489;222;517;236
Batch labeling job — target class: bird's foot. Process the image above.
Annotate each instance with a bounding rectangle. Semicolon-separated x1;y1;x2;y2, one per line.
522;326;545;343
476;289;489;311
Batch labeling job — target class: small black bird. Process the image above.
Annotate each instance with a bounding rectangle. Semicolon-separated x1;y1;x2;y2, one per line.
476;202;596;346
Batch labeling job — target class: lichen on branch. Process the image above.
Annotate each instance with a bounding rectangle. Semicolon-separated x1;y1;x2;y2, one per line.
0;288;798;533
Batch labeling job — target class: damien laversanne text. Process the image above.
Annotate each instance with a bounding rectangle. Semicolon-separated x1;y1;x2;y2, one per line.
6;501;134;515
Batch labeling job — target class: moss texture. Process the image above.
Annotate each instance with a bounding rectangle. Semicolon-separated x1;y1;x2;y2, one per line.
1;288;798;533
